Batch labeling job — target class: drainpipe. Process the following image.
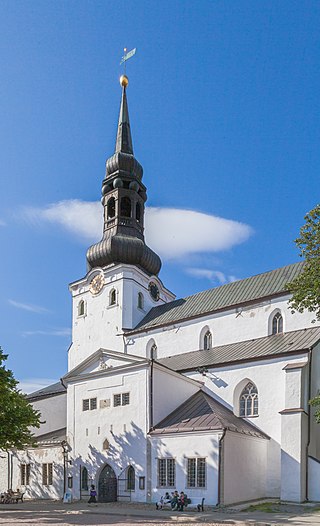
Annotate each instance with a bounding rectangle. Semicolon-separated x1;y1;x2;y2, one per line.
306;348;313;501
217;429;226;506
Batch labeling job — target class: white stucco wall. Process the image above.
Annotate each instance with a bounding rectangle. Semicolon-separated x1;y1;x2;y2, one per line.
150;432;221;506
223;431;268;505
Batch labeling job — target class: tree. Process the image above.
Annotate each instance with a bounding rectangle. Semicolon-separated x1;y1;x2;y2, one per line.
286;204;320;322
0;347;40;450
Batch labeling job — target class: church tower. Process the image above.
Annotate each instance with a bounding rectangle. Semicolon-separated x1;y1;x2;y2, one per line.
68;76;175;370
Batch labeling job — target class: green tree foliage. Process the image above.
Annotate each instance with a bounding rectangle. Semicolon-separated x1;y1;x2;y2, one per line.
286;204;320;322
0;347;40;450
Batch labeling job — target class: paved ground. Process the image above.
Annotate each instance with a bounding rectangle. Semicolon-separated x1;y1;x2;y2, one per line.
0;500;320;526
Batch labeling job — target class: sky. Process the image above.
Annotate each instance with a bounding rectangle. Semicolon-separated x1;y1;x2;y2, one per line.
0;0;319;393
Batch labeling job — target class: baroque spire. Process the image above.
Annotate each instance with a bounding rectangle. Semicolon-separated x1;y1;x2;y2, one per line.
86;76;161;276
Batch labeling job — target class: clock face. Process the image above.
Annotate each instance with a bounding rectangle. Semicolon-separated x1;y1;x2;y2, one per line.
89;274;104;295
148;281;160;301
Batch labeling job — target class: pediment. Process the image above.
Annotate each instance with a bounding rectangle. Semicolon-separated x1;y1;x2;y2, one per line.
62;348;148;383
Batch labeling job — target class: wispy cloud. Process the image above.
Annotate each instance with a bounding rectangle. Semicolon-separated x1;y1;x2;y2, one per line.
18;378;58;394
9;299;49;314
185;267;238;285
22;328;71;338
22;200;253;260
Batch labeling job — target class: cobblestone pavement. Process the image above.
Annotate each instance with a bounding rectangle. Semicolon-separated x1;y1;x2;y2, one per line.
0;500;319;526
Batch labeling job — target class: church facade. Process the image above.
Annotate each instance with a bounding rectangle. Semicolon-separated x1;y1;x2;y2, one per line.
1;75;320;505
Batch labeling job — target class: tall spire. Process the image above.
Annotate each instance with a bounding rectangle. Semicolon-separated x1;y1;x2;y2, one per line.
86;76;161;276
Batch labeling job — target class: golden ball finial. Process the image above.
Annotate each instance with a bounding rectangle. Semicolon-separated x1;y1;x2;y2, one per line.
120;75;129;88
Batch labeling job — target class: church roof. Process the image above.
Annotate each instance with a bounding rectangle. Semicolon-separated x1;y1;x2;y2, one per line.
27;381;66;401
150;390;268;438
158;327;320;372
130;262;305;333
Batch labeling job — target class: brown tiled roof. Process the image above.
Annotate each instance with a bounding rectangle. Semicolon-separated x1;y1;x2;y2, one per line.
129;262;304;333
158;327;320;372
150;391;268;439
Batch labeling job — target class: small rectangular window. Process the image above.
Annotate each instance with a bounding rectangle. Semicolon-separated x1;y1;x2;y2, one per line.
122;392;130;406
82;399;89;411
90;397;97;410
114;394;121;407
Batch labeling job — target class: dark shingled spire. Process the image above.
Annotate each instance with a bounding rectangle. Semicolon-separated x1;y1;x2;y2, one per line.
86;76;161;276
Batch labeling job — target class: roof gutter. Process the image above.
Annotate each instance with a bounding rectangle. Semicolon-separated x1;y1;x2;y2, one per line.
217;429;226;507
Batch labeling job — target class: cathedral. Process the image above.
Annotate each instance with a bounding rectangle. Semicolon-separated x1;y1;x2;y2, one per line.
1;75;320;505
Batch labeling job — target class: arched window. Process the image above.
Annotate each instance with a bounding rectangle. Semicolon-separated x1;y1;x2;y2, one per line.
239;382;258;417
138;292;144;310
136;202;141;223
109;289;116;306
107;197;116;219
120;196;131;218
203;330;212;350
127;466;135;491
81;466;88;491
78;300;85;317
272;312;283;335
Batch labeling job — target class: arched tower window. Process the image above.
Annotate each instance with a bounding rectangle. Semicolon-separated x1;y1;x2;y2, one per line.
127;465;135;491
239;382;258;417
138;292;144;310
203;330;212;350
107;197;116;219
81;466;88;491
120;196;131;218
109;288;116;306
78;300;85;317
272;312;283;335
136;202;141;223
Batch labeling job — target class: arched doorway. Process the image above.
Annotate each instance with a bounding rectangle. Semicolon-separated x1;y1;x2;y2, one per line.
98;464;117;502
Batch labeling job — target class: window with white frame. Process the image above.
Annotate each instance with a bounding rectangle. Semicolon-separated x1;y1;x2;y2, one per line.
42;463;53;485
114;392;130;407
239;382;258;417
186;458;206;488
20;463;30;485
158;458;175;487
272;312;283;335
82;397;97;411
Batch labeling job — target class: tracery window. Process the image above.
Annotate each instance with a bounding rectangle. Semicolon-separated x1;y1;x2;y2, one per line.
203;330;212;350
239;382;258;417
272;312;283;335
127;466;135;491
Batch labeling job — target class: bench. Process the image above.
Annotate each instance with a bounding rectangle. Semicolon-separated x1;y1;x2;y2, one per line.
156;496;205;512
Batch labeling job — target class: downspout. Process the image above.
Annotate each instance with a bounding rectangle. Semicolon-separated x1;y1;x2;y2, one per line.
217;429;226;507
306;348;313;501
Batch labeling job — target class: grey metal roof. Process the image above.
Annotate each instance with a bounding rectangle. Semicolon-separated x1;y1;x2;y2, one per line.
158;327;320;372
150;390;268;439
27;381;66;401
129;262;305;333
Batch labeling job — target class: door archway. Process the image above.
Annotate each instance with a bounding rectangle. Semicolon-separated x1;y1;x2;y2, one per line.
98;464;117;502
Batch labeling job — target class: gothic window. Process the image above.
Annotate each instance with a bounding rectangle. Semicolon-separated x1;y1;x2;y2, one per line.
107;197;116;219
203;330;212;350
120;196;131;217
138;292;144;310
127;466;135;491
136;202;141;223
109;288;116;306
272;312;283;335
78;299;85;316
239;382;258;417
81;467;88;491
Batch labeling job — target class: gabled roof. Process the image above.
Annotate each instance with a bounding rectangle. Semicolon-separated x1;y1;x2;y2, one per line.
27;381;66;401
128;262;304;333
158;327;320;372
150;390;268;439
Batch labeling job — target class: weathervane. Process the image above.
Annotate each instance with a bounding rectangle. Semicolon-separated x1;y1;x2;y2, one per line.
119;47;136;82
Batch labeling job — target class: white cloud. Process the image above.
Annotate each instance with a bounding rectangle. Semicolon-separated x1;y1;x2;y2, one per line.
22;328;71;337
22;200;253;260
9;299;49;314
18;378;58;394
185;267;238;285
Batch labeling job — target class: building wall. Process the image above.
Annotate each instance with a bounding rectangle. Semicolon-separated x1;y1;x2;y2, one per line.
150;432;221;506
223;431;268;505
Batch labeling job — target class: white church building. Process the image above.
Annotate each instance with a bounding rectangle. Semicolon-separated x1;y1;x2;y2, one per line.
1;75;320;505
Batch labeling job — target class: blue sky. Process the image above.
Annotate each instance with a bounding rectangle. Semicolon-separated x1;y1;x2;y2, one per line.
0;0;319;392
